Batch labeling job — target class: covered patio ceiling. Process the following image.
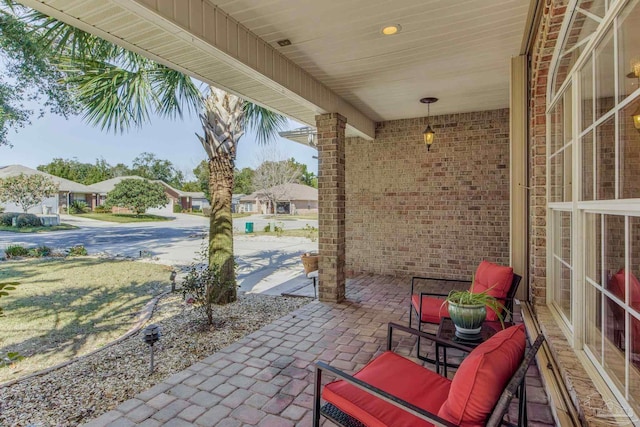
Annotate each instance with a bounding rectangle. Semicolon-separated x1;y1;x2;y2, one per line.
20;0;535;139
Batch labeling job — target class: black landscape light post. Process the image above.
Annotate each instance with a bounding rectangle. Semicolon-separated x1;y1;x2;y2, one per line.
142;324;161;374
170;270;177;292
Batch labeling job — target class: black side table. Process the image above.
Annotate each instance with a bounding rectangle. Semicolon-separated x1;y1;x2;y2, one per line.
435;317;513;376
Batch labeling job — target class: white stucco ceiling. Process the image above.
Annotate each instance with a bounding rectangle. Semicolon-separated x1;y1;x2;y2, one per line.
19;0;533;136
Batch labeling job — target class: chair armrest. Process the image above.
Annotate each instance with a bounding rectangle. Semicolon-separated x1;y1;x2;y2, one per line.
315;361;457;427
387;322;472;353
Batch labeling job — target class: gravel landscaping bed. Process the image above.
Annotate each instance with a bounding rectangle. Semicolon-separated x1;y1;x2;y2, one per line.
0;293;310;426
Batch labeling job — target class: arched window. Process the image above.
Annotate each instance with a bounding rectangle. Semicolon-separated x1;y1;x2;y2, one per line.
547;0;640;416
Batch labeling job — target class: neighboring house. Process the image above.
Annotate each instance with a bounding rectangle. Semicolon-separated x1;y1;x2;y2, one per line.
0;164;99;214
239;183;317;215
92;176;209;214
231;194;244;213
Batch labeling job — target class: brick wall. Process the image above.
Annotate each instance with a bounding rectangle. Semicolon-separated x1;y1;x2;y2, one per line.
529;0;567;306
344;108;510;280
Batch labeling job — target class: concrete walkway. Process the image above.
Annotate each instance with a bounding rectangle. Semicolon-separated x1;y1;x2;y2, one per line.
0;213;319;297
82;275;556;427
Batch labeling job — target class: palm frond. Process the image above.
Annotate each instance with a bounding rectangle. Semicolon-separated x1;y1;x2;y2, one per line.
243;103;287;145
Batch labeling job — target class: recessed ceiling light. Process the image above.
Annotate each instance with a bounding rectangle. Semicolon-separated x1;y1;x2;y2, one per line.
277;39;292;47
381;24;401;36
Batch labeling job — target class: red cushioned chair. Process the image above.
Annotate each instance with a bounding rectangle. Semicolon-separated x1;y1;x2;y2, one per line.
410;261;522;332
313;323;544;427
607;269;640;354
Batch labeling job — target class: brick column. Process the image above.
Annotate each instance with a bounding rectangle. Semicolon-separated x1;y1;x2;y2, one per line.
316;113;346;302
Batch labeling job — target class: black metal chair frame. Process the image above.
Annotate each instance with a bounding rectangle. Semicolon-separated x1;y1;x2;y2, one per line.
313;322;545;427
409;274;522;333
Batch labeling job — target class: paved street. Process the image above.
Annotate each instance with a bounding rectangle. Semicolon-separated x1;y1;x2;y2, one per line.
0;213;319;296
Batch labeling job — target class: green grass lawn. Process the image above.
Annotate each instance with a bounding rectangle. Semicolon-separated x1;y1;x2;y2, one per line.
249;228;318;240
264;214;318;220
0;223;77;233
0;258;171;382
232;212;252;218
75;213;172;223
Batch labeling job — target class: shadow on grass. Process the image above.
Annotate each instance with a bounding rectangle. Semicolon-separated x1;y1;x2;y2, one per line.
0;261;169;367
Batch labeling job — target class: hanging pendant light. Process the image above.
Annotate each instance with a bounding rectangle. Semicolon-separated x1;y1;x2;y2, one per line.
420;97;438;151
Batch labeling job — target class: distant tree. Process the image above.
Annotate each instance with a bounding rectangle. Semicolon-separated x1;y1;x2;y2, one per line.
105;178;168;215
253;149;302;217
234;167;254;194
181;181;201;192
288;158;317;188
194;164;255;198
38;157;114;184
110;163;132;177
0;173;59;212
0;5;78;146
193;160;210;200
132;152;184;188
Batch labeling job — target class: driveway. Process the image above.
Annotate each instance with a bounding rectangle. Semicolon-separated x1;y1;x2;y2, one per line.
0;213;318;296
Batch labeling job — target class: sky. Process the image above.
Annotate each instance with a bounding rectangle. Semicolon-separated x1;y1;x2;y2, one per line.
0;108;318;181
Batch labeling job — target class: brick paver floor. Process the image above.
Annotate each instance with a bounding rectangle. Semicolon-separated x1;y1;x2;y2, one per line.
83;274;557;426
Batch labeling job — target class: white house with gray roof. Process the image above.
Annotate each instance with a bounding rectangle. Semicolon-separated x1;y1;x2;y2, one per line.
0;164;99;214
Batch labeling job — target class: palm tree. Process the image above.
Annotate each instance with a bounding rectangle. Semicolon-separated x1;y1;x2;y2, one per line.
6;5;287;302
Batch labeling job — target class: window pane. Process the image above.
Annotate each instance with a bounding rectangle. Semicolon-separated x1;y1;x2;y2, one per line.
605;214;625;284
629;314;640;414
564;85;573;146
585;212;602;284
555;258;572;320
550;98;564;155
555;210;572;264
582;131;594;200
585;284;603;364
578;0;606;18
595;27;615;120
564;144;573;202
582;56;594;131
618;1;640;101
604;295;626;392
596;115;616;200
620;99;640;199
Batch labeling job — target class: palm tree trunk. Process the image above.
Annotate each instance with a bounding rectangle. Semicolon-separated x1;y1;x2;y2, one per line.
208;155;236;303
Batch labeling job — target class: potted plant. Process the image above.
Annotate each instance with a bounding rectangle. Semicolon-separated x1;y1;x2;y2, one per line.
445;280;507;339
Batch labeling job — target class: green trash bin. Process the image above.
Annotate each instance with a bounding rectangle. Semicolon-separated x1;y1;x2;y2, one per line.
245;222;254;233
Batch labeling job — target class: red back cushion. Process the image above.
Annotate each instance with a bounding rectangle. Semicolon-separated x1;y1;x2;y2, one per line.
472;261;514;321
607;269;640;353
438;325;526;426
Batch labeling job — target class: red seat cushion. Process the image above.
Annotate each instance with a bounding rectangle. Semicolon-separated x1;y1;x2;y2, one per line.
473;261;514;321
323;351;451;427
438;325;526;426
607;269;640;353
411;294;450;323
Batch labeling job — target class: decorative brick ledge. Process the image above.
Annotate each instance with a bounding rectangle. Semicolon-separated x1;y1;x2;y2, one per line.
535;305;635;426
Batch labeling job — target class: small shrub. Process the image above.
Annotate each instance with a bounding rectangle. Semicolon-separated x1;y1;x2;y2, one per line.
5;245;29;258
263;224;271;232
173;204;183;213
274;222;284;237
0;212;20;226
28;245;51;258
69;200;89;214
0;206;4;213
15;214;41;228
303;224;318;242
192;208;202;213
94;205;109;213
182;263;236;325
67;245;88;256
